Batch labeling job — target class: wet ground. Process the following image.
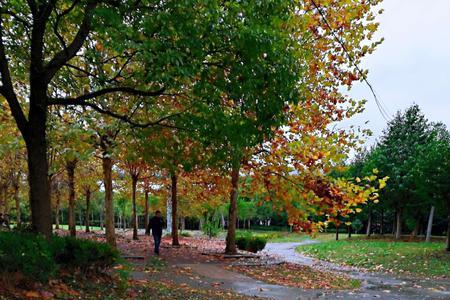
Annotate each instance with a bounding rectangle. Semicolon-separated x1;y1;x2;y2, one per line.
262;241;450;299
127;233;449;300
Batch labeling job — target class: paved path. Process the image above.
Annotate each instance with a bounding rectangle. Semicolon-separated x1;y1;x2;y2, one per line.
262;241;450;299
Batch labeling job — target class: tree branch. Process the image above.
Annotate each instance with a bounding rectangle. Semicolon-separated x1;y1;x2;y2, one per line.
48;86;165;105
0;17;28;136
45;1;97;80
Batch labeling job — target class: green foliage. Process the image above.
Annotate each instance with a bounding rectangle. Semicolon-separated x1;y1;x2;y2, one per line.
51;236;119;271
180;231;192;237
0;232;57;282
0;232;118;282
202;220;220;238
235;232;268;253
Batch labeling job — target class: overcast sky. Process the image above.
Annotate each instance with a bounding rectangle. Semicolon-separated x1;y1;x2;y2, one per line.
344;0;450;146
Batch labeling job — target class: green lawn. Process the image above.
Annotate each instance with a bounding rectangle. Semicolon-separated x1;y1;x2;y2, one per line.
53;224;103;231
297;238;450;278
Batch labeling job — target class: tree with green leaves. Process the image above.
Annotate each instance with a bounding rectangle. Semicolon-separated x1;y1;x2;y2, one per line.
0;0;256;237
375;105;432;239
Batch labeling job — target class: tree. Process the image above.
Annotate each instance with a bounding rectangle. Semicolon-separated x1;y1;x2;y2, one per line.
0;0;250;237
375;105;432;239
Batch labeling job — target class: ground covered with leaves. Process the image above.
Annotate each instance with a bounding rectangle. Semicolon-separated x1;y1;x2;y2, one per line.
230;263;360;290
298;237;450;278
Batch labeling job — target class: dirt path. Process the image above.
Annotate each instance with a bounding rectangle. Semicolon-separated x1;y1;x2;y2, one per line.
263;241;450;299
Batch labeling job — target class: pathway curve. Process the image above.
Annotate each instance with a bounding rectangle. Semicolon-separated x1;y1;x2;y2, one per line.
262;241;450;299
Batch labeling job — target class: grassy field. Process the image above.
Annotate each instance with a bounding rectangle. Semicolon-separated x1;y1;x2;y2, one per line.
53;224;103;231
297;238;450;278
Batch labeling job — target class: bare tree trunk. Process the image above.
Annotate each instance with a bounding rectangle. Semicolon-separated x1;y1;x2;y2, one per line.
411;215;421;238
13;182;20;226
221;213;225;229
66;160;77;237
131;175;138;240
425;206;435;242
85;189;91;233
181;217;186;231
225;160;240;254
380;208;384;235
366;209;372;237
102;156;116;247
395;207;402;240
335;225;339;241
171;173;179;246
26;117;52;238
54;188;61;229
348;224;352;238
144;190;150;235
446;211;450;251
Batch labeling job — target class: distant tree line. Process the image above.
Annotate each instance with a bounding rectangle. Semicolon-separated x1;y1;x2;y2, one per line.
347;105;450;251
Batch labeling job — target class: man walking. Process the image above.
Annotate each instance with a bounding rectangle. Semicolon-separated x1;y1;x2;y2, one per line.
147;210;164;255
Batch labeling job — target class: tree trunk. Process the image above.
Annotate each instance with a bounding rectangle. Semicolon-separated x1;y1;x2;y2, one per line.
54;188;61;229
395;207;402;240
366;209;372;237
66;160;77;237
171;173;179;246
425;206;435;242
13;182;20;226
335;225;339;241
85;189;91;233
380;208;384;235
100;208;104;231
221;213;225;229
199;218;203;231
25;117;52;238
446;210;450;251
144;190;150;235
225;161;240;254
131;175;138;240
411;215;421;238
347;224;352;238
181;217;186;231
102;156;116;247
166;196;172;234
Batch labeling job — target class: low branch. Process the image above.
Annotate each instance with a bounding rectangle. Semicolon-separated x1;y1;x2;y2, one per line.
49;97;185;130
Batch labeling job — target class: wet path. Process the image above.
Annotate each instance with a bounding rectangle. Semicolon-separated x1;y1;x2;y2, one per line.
263;241;450;299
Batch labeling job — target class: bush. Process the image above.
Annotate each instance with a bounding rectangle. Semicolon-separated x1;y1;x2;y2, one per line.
0;232;57;282
235;232;268;253
180;231;192;237
202;221;220;238
51;236;119;271
0;232;119;282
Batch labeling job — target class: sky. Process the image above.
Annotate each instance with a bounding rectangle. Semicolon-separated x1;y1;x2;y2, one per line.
345;0;450;146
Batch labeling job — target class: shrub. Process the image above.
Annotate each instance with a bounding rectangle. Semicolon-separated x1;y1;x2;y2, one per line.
0;232;119;282
235;232;268;253
180;231;191;237
202;221;220;238
51;236;119;272
0;232;57;282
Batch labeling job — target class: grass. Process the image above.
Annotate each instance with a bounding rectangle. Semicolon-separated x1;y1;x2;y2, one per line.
297;238;450;278
53;224;104;231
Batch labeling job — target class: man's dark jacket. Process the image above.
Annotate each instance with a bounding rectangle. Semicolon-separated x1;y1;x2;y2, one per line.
148;216;164;236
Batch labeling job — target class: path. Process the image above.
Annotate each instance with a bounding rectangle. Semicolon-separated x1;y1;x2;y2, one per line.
263;241;450;299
